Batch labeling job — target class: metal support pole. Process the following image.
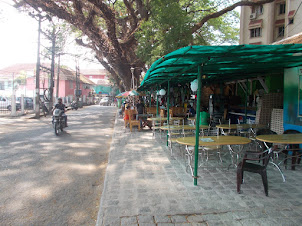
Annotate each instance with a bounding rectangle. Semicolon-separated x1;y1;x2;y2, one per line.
244;78;248;123
75;63;79;106
156;85;159;117
166;81;170;146
194;65;203;185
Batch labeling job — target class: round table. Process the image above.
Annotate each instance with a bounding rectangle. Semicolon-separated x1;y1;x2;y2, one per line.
256;133;302;144
216;124;266;130
147;117;184;122
176;135;251;146
160;125;209;131
256;133;302;179
176;135;251;176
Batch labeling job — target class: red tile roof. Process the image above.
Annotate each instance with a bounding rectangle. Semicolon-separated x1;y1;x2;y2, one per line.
0;63;95;85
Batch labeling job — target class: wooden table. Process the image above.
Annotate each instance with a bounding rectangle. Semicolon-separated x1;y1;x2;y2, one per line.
256;134;302;179
176;135;251;176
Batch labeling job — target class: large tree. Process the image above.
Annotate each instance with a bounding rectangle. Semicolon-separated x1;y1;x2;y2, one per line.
13;0;274;91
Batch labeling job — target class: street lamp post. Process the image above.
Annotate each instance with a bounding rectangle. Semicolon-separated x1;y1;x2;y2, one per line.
130;67;135;90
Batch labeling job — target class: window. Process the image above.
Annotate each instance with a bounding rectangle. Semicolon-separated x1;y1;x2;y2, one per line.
289;18;294;24
279;3;286;15
0;82;4;90
69;80;73;89
250;28;262;38
277;26;285;37
252;5;264;15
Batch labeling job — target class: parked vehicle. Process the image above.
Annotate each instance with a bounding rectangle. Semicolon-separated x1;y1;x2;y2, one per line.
0;96;21;111
16;97;34;109
99;96;110;106
52;109;66;135
71;101;78;110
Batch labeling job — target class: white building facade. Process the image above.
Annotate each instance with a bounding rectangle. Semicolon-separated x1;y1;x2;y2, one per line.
240;0;302;45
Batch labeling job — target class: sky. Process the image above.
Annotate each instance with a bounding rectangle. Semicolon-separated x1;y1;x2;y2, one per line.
0;0;241;71
0;0;103;71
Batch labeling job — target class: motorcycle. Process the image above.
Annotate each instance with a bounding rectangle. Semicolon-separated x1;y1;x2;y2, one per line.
71;101;78;110
52;109;66;135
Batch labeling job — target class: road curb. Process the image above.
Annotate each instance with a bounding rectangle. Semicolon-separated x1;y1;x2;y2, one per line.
96;109;119;226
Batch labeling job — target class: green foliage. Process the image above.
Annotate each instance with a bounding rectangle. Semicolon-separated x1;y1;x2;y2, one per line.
136;0;239;66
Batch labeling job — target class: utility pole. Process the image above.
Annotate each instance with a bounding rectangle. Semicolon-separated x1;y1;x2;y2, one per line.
56;54;61;98
35;15;41;119
49;26;56;112
11;73;16;116
75;60;80;106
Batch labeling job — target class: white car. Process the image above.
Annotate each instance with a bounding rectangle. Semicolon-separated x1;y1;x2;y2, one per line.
99;97;110;106
0;96;21;111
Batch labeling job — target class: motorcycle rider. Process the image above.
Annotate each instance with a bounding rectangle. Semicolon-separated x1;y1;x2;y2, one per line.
53;98;68;127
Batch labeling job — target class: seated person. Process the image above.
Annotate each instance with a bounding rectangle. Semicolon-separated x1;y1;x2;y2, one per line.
187;105;196;117
124;106;131;120
199;106;210;126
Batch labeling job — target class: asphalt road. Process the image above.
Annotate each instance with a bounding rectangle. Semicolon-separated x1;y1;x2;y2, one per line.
0;105;116;225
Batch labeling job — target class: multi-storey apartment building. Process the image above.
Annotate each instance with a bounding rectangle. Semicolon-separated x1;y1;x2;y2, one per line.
239;0;302;45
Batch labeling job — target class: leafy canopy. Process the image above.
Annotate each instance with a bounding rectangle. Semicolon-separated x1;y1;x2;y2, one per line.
136;0;239;66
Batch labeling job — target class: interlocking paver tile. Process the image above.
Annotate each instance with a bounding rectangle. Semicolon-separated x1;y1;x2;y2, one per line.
96;114;302;226
138;215;155;223
170;215;188;223
120;216;137;225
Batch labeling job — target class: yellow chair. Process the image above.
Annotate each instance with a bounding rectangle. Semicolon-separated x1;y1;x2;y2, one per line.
129;110;141;132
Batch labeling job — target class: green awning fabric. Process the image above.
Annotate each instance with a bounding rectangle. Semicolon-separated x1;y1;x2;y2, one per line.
139;44;302;90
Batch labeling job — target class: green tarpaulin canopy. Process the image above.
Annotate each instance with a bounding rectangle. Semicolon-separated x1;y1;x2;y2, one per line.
138;44;302;186
139;44;302;90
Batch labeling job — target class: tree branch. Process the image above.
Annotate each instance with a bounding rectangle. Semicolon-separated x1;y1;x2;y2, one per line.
123;0;138;27
191;0;275;33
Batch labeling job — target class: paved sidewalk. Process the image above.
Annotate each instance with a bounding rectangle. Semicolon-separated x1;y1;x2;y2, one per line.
96;114;302;226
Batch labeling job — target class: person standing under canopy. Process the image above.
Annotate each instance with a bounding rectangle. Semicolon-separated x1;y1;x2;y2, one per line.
136;99;152;129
